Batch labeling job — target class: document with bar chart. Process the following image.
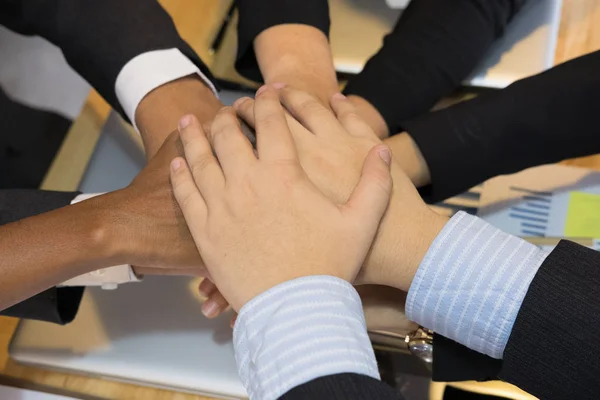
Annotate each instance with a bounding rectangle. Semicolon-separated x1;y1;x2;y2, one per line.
477;165;600;251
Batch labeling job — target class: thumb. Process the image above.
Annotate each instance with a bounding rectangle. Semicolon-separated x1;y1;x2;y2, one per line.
343;145;393;225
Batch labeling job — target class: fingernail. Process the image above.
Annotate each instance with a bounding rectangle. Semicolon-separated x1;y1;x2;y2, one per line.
171;158;182;171
198;279;212;297
378;147;392;166
198;286;208;298
332;93;347;101
178;115;193;130
202;300;218;318
256;85;269;96
271;82;286;89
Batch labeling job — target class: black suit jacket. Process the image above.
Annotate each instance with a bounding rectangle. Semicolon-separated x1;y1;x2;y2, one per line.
0;0;214;323
0;0;214;121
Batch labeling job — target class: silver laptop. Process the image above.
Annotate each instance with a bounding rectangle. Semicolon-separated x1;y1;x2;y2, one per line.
10;276;245;399
330;0;562;88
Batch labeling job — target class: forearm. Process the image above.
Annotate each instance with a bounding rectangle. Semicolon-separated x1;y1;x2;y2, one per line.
235;0;331;82
357;163;447;291
0;200;119;310
134;76;222;159
344;0;526;134
254;24;339;104
400;50;600;203
383;133;430;187
6;0;215;121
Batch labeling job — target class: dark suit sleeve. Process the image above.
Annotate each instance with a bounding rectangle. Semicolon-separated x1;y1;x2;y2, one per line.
402;50;600;203
344;0;527;131
431;241;600;399
0;189;84;324
280;373;403;400
235;0;330;82
0;0;216;121
498;241;600;399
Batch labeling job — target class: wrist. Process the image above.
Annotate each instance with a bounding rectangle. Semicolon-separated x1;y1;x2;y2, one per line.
135;75;222;159
255;25;338;103
346;95;389;139
359;179;448;291
384;133;431;187
82;192;132;267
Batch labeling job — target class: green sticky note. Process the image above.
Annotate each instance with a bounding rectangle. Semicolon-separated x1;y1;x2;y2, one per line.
565;192;600;237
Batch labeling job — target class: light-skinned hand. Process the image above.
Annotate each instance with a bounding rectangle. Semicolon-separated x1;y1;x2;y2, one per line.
234;86;447;293
169;86;393;311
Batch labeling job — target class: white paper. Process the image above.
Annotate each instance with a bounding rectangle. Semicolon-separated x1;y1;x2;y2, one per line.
477;164;600;250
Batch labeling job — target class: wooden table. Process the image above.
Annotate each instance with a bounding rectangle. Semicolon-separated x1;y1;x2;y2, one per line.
1;0;600;398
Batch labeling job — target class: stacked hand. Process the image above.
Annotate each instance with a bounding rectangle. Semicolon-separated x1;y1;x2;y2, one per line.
95;132;206;276
169;86;393;311
170;85;446;332
234;87;445;290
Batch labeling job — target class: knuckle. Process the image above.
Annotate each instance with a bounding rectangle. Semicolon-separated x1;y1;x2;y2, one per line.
217;106;236;116
212;107;236;129
210;123;231;144
299;99;325;115
368;170;393;193
341;110;361;123
257;113;282;129
191;154;216;175
178;190;197;209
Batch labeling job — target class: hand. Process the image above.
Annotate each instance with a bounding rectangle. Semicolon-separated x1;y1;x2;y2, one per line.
235;86;447;291
169;86;393;311
94;132;205;275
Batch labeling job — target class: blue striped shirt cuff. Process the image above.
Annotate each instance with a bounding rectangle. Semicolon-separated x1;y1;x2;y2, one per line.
233;276;379;400
406;211;550;358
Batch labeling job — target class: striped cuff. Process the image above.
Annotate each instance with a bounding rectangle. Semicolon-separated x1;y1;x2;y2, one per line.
406;212;550;358
233;276;379;400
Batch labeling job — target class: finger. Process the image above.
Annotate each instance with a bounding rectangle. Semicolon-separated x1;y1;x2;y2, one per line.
235;95;313;149
170;156;208;236
278;86;343;137
209;107;257;181
342;145;393;227
202;290;230;319
253;85;298;162
330;93;377;138
233;97;256;128
198;278;217;298
178;115;225;206
230;313;238;329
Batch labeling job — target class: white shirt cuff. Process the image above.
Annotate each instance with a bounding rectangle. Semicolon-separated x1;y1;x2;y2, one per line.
115;48;218;130
59;193;140;290
233;276;379;400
